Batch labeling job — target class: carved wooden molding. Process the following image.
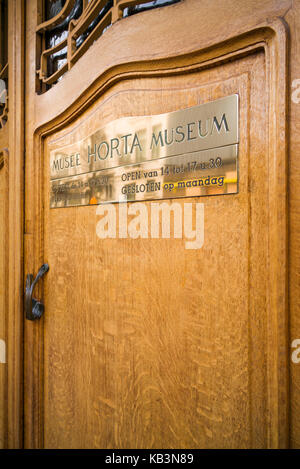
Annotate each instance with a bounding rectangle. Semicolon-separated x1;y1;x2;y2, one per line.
6;0;25;449
0;149;8;170
36;0;77;32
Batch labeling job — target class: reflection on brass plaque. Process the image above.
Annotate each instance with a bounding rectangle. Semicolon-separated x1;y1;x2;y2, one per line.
50;95;239;208
51;145;238;207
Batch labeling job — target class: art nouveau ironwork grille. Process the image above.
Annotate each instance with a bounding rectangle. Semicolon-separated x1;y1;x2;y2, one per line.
36;0;181;92
0;0;8;128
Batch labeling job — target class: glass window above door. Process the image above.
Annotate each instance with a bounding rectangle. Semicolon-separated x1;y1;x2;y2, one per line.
0;0;8;128
36;0;181;93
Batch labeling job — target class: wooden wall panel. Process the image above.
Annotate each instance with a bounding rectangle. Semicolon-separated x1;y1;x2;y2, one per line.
6;0;24;449
0;144;8;449
285;0;300;449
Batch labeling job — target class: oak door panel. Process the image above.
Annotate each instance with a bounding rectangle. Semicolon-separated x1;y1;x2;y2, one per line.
40;51;272;448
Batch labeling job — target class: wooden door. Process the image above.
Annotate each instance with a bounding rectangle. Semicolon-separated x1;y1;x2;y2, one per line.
24;0;290;449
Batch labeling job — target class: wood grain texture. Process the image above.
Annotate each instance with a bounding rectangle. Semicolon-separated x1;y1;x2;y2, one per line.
42;52;281;448
0;145;8;449
23;0;290;449
285;0;300;449
0;3;9;448
0;0;24;450
6;0;25;449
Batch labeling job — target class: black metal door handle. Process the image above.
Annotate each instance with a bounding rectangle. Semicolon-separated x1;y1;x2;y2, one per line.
25;264;49;320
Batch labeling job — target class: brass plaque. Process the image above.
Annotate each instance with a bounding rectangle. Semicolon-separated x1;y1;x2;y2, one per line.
50;95;239;207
